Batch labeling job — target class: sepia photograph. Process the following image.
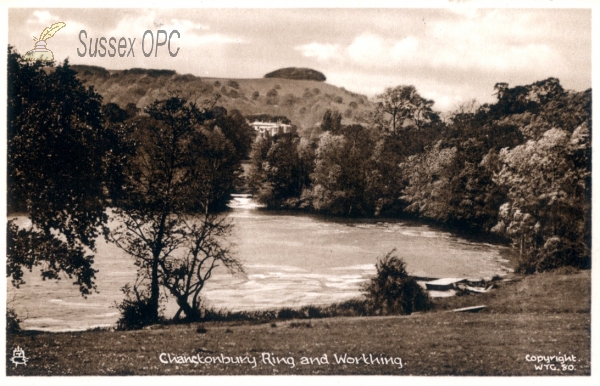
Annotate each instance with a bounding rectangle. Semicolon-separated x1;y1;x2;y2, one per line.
3;0;595;382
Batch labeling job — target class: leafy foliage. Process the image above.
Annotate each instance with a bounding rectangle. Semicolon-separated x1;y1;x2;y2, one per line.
248;133;314;208
363;249;431;315
6;308;22;335
373;85;439;135
492;125;591;271
7;45;115;295
109;94;244;324
7;221;97;296
115;283;161;330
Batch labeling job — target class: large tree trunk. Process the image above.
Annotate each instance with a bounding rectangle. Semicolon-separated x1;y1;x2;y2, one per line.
175;294;200;321
150;213;168;323
150;256;160;323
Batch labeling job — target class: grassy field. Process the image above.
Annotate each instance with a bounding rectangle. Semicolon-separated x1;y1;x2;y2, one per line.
6;268;590;376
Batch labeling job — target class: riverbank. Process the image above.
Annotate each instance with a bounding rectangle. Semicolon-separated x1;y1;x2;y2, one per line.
6;268;590;376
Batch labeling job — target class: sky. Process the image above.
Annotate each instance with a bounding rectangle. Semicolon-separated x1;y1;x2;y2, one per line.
5;4;593;112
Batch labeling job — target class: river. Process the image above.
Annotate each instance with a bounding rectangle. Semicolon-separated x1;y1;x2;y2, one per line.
7;204;514;331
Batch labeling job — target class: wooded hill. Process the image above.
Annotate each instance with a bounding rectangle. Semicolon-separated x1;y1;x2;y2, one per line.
71;65;373;136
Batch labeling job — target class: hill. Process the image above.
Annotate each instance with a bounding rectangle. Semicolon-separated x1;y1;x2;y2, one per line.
71;65;374;135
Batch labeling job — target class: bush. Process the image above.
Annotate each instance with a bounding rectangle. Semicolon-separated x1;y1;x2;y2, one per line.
227;80;240;89
267;88;278;98
252;91;260;100
7;308;21;334
282;93;297;106
115;284;162;330
516;237;590;274
363;249;431;315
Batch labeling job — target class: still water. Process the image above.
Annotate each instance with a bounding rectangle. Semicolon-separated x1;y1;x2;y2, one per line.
7;206;514;331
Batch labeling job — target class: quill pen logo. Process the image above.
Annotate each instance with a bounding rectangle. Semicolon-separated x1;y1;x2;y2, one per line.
24;22;66;62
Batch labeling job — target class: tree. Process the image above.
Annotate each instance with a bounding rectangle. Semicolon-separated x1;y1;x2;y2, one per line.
212;109;255;160
363;249;431;315
400;141;458;222
309;126;379;216
492;125;591;272
247;133;313;208
109;94;243;323
373;85;438;135
102;102;130;123
321;109;342;133
7;46;110;296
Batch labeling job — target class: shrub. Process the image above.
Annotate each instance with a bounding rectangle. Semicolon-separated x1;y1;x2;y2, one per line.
334;96;343;104
115;284;162;330
7;308;21;334
363;249;431;315
282;93;297;106
267;88;278;98
349;101;358;109
214;80;221;87
252;91;260;100
277;308;301;319
516;237;590;274
227;80;240;89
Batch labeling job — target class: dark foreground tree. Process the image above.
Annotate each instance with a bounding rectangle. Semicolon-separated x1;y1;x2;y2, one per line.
7;46;110;296
109;94;243;325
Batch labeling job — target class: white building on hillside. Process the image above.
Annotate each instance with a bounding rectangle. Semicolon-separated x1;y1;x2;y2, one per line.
250;120;292;138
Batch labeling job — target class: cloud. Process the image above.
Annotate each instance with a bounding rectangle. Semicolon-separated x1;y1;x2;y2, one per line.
27;10;59;25
347;33;386;66
340;10;563;76
346;33;419;67
192;34;244;46
390;37;419;61
170;19;209;31
295;42;339;61
107;11;244;49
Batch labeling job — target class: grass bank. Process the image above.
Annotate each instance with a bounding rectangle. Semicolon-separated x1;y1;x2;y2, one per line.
6;268;590;376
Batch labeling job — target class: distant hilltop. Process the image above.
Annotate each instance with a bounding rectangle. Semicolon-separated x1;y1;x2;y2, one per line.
264;68;326;82
70;64;372;135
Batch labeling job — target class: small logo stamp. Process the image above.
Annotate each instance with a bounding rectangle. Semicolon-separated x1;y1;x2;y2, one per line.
24;22;66;62
10;346;29;367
